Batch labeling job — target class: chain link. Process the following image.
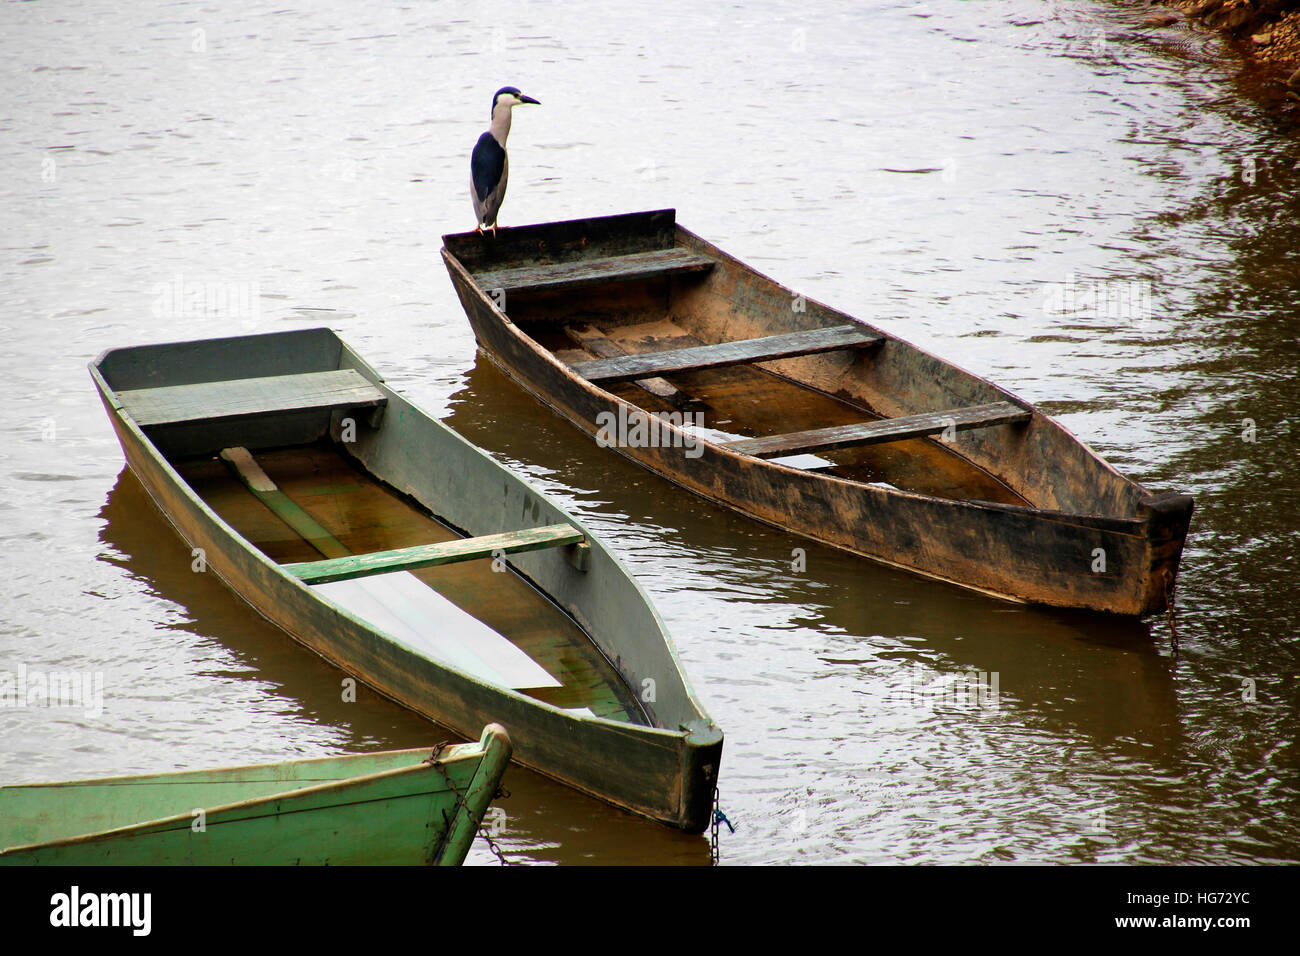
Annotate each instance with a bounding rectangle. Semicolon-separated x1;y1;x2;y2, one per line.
710;785;721;866
1162;569;1179;655
426;742;515;866
477;788;517;866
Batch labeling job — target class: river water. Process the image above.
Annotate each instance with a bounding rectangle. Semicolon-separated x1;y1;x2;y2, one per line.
1;0;1296;864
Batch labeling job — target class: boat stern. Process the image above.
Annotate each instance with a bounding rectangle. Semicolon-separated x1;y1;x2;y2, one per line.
678;719;724;833
1138;492;1195;616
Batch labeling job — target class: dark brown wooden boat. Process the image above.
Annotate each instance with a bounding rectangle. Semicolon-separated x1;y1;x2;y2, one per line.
441;209;1193;616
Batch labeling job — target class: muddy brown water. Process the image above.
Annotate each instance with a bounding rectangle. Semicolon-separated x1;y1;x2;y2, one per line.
1;0;1296;863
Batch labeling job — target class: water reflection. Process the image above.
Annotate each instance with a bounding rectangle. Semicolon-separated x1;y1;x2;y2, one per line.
442;353;1244;862
98;468;438;750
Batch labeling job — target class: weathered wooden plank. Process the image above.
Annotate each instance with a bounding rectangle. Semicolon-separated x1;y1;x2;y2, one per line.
571;325;882;384
220;447;349;559
724;402;1031;458
118;369;386;428
564;323;682;402
284;524;586;584
443;209;678;274
475;247;714;295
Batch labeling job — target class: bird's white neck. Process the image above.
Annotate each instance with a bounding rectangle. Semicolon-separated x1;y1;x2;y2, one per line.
489;103;513;146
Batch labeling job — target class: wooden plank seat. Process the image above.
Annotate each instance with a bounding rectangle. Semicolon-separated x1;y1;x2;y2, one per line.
284;525;587;585
474;248;715;295
570;325;882;385
116;369;386;428
724;402;1031;459
564;323;688;406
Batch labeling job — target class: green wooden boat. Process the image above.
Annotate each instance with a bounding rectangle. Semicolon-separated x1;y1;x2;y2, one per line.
89;328;722;832
0;724;510;866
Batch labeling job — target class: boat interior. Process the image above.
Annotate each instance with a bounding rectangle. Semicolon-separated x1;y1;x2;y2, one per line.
449;214;1147;520
177;439;647;724
487;258;1030;506
99;341;647;726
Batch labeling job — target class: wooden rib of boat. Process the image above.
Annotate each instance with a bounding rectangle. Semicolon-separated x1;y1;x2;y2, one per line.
0;725;510;866
90;329;722;832
441;209;1194;616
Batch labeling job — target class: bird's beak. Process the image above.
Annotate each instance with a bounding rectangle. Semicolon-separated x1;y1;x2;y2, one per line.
519;94;540;105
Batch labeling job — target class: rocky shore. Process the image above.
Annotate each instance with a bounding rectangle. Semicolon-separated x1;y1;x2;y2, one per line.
1139;0;1300;119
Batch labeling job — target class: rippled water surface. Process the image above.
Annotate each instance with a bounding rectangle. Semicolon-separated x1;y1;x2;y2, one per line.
1;0;1296;864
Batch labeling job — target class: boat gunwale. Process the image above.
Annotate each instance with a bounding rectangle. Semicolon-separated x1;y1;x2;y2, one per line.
1;741;480;793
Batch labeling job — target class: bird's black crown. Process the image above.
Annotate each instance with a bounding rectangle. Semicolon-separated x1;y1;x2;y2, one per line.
492;86;522;109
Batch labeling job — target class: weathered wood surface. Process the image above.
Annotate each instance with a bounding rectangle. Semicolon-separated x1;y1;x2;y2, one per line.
440;209;1195;615
220;446;349;559
725;402;1031;458
564;323;682;402
571;324;881;384
117;369;386;427
474;247;714;295
444;208;677;274
285;524;585;584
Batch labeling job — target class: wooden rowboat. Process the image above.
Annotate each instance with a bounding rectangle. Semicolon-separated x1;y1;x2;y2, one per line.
90;329;722;832
1;725;510;866
441;209;1193;616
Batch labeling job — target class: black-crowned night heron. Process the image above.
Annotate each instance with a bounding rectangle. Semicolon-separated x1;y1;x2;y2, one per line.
471;86;540;234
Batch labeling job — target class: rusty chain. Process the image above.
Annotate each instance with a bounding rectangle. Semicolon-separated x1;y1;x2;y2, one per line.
1162;569;1179;655
426;742;516;866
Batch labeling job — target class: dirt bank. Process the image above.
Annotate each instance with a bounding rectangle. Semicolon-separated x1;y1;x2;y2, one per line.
1137;0;1300;120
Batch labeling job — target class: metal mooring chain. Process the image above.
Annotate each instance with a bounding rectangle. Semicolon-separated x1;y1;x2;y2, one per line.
1162;569;1179;655
477;786;517;866
710;786;735;865
426;742;515;866
711;786;721;865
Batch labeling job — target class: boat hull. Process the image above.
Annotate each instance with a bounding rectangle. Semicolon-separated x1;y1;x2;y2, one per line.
0;727;510;866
